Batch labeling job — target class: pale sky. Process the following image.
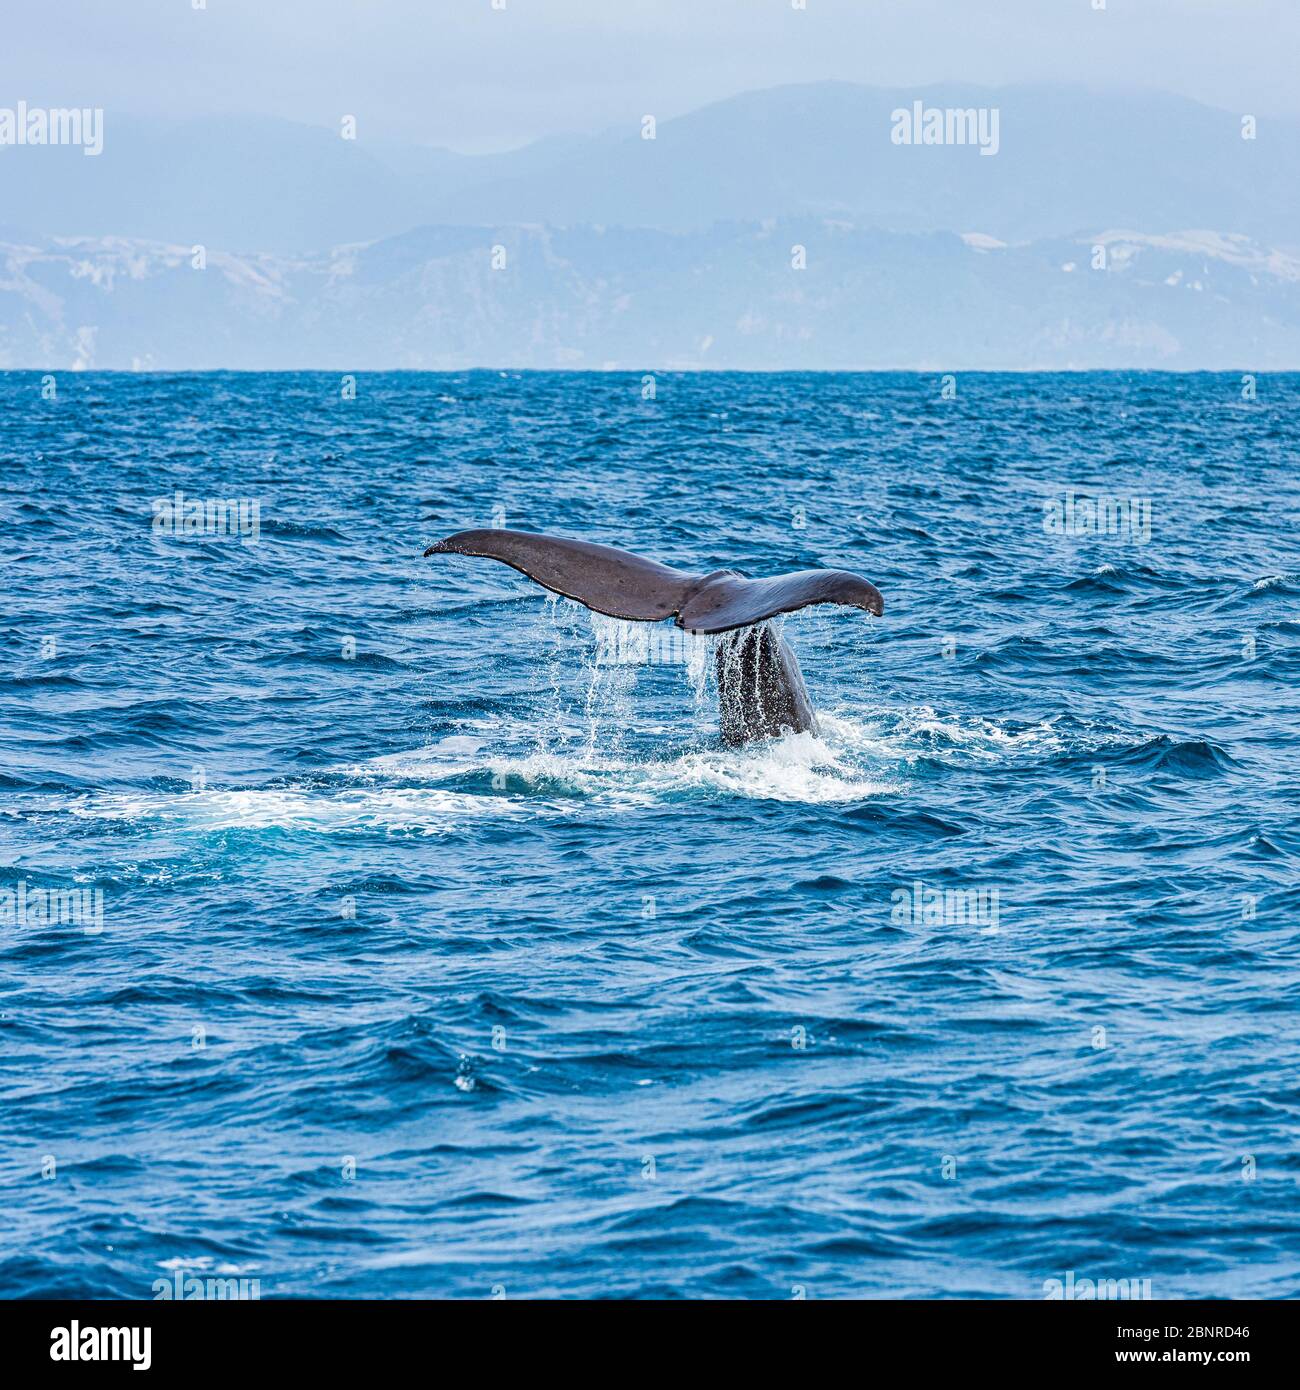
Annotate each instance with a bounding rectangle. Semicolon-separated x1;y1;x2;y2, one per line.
2;0;1293;153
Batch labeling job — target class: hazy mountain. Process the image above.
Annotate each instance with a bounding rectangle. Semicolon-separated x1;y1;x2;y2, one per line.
2;82;1296;368
425;83;1300;249
4;223;1297;371
0;115;426;253
1;84;1296;254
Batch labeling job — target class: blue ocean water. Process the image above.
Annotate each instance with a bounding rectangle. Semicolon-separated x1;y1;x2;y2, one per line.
2;370;1298;1300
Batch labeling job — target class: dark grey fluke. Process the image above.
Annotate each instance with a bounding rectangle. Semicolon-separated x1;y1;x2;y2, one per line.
424;529;883;746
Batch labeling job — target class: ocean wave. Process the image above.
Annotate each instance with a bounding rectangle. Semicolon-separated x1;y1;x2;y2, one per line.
5;370;1298;1300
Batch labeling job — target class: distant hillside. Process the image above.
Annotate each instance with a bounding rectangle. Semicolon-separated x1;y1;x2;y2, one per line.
2;81;1295;368
423;83;1300;249
4;223;1297;370
0;84;1296;253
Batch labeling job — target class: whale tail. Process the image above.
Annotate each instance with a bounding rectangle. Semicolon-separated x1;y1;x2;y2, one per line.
424;529;883;744
424;529;883;631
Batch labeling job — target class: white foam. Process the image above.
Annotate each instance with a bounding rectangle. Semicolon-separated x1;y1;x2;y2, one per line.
64;785;546;834
471;729;902;805
38;702;1081;833
820;707;1064;763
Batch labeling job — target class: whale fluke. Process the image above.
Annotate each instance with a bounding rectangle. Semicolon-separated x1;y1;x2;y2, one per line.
424;529;883;632
424;529;884;745
678;566;883;633
424;529;696;624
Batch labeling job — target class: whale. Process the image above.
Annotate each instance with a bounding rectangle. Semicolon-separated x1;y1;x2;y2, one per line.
424;529;884;747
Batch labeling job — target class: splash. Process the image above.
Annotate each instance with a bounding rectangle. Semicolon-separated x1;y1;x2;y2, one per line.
63;784;543;834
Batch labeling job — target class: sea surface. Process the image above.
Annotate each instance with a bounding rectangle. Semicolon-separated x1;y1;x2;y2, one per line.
2;370;1298;1299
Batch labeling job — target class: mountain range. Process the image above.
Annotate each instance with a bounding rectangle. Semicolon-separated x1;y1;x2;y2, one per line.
1;82;1296;368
